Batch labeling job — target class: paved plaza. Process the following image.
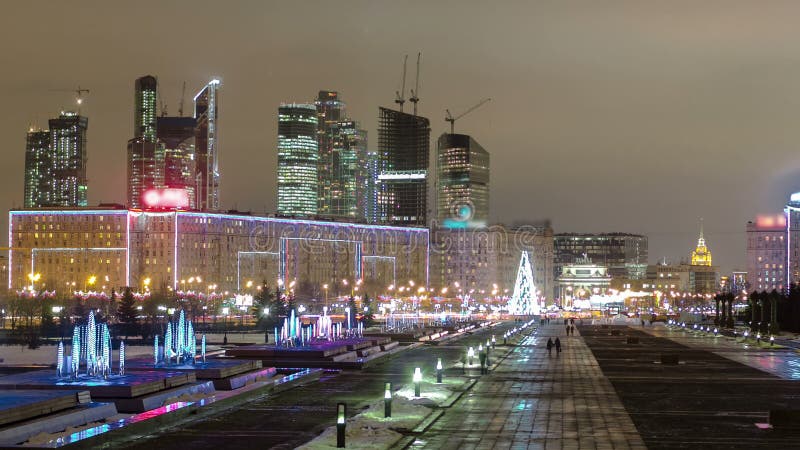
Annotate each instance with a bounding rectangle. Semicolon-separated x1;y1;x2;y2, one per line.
412;324;646;450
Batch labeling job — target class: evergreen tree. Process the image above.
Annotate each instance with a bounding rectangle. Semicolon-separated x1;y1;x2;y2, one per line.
361;293;375;327
253;281;277;328
348;295;357;329
116;287;139;339
271;286;288;323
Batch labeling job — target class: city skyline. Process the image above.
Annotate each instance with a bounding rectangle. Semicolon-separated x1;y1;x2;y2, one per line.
7;2;800;273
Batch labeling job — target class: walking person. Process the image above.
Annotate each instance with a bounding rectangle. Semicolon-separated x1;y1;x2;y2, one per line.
546;337;554;356
555;337;562;356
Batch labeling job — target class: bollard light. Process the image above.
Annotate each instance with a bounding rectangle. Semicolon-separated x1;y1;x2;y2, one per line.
413;367;422;397
713;328;718;336
491;335;496;348
771;336;775;346
384;382;392;417
336;403;346;448
436;358;443;383
757;333;762;344
468;347;475;365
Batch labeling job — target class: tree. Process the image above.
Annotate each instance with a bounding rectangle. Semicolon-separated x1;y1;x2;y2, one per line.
361;293;375;327
348;295;357;329
116;287;139;339
252;281;275;328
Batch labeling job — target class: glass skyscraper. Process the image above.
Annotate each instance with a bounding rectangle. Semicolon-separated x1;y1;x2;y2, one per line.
23;129;51;208
47;112;89;207
158;116;197;209
376;107;430;226
436;133;489;227
127;75;163;208
194;79;221;211
278;103;319;216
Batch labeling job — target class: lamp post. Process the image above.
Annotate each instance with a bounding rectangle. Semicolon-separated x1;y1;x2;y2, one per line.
263;307;270;343
384;382;392;418
467;346;474;366
413;367;422;397
436;358;443;383
336;403;346;448
222;306;230;344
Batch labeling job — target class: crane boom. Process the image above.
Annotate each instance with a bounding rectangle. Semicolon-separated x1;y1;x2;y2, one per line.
409;52;421;115
394;54;408;112
445;98;491;134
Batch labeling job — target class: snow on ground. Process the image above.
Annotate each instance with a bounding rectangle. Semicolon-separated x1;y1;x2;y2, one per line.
0;345;153;365
298;376;470;449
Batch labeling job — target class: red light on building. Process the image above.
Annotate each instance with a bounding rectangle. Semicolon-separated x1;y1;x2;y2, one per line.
143;188;190;210
755;213;787;230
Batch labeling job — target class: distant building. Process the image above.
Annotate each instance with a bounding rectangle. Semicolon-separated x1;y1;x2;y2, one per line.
557;258;612;307
127;76;163;209
553;233;648;280
429;223;554;301
277;103;319;216
376;107;430;227
158;116;197;209
365;150;381;223
194;79;221;211
46;113;89;207
436;133;489;228
746;214;786;292
23;129;50;208
690;223;712;266
645;262;717;294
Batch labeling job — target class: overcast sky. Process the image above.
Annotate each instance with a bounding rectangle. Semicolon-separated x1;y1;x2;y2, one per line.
3;1;800;273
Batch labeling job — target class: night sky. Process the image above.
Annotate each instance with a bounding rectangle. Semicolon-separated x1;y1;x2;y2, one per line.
3;1;800;273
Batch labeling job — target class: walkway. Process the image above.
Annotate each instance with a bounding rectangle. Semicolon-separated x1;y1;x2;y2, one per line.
642;325;800;380
413;324;646;450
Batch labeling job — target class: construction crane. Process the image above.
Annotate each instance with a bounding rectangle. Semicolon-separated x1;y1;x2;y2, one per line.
445;98;491;134
394;54;408;112
49;86;90;106
178;81;186;117
409;52;421;116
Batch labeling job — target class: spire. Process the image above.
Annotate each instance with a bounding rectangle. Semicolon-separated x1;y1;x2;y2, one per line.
697;218;705;246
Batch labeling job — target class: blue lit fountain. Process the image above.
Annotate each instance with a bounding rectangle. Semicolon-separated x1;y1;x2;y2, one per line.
58;311;116;379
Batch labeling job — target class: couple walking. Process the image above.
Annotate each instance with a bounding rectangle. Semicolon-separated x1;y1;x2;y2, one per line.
546;337;561;356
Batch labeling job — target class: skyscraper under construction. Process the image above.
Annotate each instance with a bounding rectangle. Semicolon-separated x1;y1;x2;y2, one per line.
376;107;430;226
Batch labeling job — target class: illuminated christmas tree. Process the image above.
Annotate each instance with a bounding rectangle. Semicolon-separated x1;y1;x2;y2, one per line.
508;251;539;315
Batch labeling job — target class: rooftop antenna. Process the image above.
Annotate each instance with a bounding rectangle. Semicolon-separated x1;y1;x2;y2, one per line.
178;81;186;117
394;55;408;112
409;52;421;116
445;98;491;134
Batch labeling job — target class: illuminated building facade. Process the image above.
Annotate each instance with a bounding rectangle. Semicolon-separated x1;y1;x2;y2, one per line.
194;80;221;211
746;215;786;292
429;224;554;300
645;262;717;294
554;233;648;280
46;113;89;207
158;116;197;209
365;150;381;223
557;259;612;306
436;133;489;227
127;76;163;209
376;107;430;227
690;223;712;266
23;129;51;208
785;193;800;286
278;103;319;216
315;91;368;220
9;208;429;299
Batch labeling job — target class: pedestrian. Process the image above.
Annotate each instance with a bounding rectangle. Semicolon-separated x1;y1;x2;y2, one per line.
566;325;570;335
555;337;562;355
546;338;554;356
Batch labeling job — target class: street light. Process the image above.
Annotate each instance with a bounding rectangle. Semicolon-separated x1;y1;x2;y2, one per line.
413;367;422;397
436;358;443;383
384;382;392;417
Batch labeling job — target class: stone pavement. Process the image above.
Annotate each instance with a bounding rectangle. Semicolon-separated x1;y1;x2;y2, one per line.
642;324;800;381
411;324;646;450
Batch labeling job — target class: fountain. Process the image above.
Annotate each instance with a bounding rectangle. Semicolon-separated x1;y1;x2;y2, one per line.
59;311;115;379
159;310;197;366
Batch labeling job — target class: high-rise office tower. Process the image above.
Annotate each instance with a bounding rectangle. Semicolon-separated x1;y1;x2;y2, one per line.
376;107;430;226
158;116;197;209
365;150;381;223
23;129;51;208
277;103;318;216
134;75;157;140
47;112;89;207
194;79;221;211
436;133;489;227
315;91;368;220
316;91;344;214
127;75;163;208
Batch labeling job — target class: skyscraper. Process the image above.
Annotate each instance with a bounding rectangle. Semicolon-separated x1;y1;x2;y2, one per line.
158;116;197;209
48;112;89;207
23;129;50;208
278;103;318;216
436;133;489;227
365;150;381;223
134;75;157;141
316;91;344;214
127;75;163;208
376;107;430;226
194;79;221;211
